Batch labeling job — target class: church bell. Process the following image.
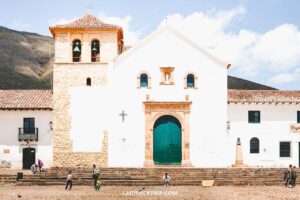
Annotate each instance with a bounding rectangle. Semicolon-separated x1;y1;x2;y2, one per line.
91;42;98;52
73;42;81;52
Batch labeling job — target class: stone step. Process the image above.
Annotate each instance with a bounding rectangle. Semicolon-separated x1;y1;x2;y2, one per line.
0;174;17;183
14;179;288;187
18;175;287;181
13;168;300;186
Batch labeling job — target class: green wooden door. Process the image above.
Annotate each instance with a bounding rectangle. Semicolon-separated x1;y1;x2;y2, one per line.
153;115;182;165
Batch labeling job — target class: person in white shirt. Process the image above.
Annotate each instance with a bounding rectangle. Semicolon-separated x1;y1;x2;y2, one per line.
163;173;170;187
65;171;72;190
92;164;101;190
30;164;38;174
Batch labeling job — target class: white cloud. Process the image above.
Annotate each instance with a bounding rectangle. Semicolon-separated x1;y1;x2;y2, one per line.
158;7;246;47
155;7;300;86
268;68;300;85
98;14;141;45
9;20;30;31
269;73;297;85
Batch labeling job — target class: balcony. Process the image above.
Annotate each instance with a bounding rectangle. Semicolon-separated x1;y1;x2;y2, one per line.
18;128;38;141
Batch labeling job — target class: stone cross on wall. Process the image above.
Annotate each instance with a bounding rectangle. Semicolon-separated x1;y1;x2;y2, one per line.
119;110;128;123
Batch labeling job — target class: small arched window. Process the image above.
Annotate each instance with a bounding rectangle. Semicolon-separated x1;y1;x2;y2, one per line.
91;39;100;62
250;137;259;153
86;78;91;86
187;74;195;88
140;73;148;88
72;39;81;62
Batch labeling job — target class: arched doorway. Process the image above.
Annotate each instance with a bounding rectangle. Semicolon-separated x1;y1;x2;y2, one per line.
153;115;182;165
23;148;35;169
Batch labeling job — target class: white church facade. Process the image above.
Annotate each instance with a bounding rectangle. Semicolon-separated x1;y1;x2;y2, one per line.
0;14;300;169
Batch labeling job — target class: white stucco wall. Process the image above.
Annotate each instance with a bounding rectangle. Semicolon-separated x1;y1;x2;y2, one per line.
67;27;229;167
57;26;300;168
228;104;300;167
112;29;230;167
0;110;52;169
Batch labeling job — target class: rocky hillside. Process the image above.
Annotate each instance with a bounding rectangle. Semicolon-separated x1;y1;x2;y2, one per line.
0;26;276;90
0;26;54;89
228;75;276;90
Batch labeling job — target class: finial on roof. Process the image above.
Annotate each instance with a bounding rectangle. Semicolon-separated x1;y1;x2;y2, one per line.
165;16;168;25
86;3;95;14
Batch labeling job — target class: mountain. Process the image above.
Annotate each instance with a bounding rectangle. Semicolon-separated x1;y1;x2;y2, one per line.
228;75;276;90
0;26;276;90
0;26;54;89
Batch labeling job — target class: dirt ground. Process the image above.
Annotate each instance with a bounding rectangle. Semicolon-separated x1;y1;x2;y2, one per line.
0;184;300;200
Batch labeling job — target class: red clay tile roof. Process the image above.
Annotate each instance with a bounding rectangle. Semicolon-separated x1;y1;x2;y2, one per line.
49;14;122;36
0;90;52;110
228;90;300;104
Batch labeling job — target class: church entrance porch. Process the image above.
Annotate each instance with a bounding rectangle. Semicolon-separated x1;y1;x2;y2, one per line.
143;101;191;167
153;115;182;165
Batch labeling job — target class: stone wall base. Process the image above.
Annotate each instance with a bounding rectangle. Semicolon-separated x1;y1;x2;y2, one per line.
53;152;107;168
53;132;108;168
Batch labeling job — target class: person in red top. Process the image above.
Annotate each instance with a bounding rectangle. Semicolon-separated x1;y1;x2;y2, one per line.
37;159;44;172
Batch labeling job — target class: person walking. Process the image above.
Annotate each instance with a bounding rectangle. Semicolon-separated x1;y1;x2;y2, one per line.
291;166;297;188
92;164;101;190
65;171;73;190
284;164;292;187
163;173;170;187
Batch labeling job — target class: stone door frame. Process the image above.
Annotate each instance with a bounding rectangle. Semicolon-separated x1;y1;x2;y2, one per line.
143;101;192;167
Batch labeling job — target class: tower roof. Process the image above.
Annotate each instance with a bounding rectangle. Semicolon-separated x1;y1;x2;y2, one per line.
49;14;123;37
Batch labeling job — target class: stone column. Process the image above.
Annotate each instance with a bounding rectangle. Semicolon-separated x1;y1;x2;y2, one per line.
81;33;90;62
182;110;192;167
144;110;154;167
232;138;248;168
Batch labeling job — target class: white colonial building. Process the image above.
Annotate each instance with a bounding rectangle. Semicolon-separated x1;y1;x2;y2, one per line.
0;90;52;169
0;14;300;169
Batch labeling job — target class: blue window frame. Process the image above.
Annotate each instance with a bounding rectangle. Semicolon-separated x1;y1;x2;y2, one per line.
297;111;300;123
248;111;260;123
187;74;195;88
140;73;148;88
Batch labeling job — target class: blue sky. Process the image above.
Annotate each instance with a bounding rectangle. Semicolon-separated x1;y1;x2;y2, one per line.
1;0;300;89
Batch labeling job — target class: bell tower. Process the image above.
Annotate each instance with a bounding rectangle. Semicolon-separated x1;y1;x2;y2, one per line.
50;14;123;63
49;14;123;167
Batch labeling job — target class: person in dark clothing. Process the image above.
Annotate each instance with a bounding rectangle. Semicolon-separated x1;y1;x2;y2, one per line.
92;164;101;190
284;164;292;187
291;166;297;188
65;171;72;190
